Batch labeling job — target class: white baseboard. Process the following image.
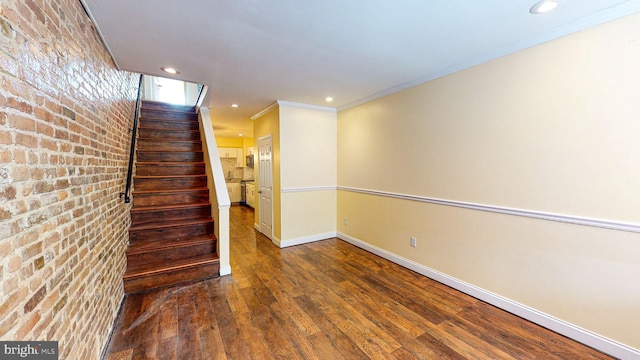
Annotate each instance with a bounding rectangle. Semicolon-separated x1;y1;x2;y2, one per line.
219;265;231;276
337;231;640;360
274;232;337;248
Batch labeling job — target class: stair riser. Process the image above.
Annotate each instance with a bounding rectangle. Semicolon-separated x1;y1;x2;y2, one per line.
127;241;216;265
141;109;198;121
136;151;204;162
131;205;211;226
132;191;210;207
124;262;219;294
138;128;200;140
139;119;199;131
130;222;214;243
136;164;205;176
142;101;195;113
138;140;202;152
134;177;208;191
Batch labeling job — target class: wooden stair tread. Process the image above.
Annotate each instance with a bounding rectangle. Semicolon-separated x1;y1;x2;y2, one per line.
142;100;196;111
138;126;199;132
132;187;209;195
140;106;197;114
140;116;198;121
124;253;219;279
127;235;215;254
133;174;207;179
137;150;203;153
138;137;201;141
130;202;210;213
136;161;205;165
129;217;213;232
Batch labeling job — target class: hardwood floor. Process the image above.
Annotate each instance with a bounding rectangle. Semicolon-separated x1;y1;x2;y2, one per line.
105;205;613;360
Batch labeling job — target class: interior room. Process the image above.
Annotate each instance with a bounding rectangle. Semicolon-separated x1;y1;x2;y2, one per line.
1;0;639;359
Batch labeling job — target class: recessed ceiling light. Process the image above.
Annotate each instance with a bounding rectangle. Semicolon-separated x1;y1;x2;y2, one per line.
530;0;558;14
231;104;239;108
160;67;179;74
325;96;334;102
238;133;243;137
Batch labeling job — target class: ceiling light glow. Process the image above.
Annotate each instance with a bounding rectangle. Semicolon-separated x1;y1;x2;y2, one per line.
231;104;239;108
325;96;334;102
530;0;559;14
161;67;179;74
239;133;243;137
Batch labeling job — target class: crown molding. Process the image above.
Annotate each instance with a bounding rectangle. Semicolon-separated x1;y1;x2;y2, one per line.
277;100;337;113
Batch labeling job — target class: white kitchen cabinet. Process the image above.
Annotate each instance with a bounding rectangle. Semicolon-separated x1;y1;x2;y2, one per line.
218;147;244;167
226;183;241;203
246;182;255;208
218;147;237;158
236;148;244;167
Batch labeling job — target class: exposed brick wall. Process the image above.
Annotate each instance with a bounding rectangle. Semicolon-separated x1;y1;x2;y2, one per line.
0;0;138;358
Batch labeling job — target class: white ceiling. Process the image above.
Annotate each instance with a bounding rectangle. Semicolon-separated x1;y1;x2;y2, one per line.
82;0;640;138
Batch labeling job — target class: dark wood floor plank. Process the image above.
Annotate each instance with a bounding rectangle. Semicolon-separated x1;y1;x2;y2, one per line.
105;205;615;360
233;311;274;360
158;288;179;340
307;332;357;360
106;348;133;360
267;302;320;358
416;331;468;360
192;283;227;359
155;337;178;360
176;286;202;360
198;329;227;360
205;280;252;359
338;280;427;338
390;337;442;360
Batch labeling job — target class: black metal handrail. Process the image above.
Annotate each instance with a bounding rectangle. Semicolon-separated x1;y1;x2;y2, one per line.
194;83;206;107
121;74;144;203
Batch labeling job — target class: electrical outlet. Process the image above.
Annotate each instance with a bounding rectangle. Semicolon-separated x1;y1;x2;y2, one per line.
410;236;417;247
344;217;348;225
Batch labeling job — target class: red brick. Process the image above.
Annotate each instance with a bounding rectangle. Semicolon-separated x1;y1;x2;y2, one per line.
33;181;53;194
15;133;37;147
0;185;17;201
24;286;46;313
35;121;54;136
24;0;46;24
40;137;57;151
0;131;11;144
7;98;34;114
0;312;19;338
54;129;68;140
16;312;40;339
0;149;11;162
0;287;28;317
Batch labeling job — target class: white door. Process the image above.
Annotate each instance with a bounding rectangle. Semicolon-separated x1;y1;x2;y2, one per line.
258;136;273;238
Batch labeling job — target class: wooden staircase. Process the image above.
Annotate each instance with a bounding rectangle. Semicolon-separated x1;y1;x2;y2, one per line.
124;100;219;294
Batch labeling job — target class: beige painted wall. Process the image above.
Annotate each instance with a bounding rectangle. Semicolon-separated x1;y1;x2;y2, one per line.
253;107;281;239
281;191;337;240
279;105;337;241
337;13;640;350
215;137;244;148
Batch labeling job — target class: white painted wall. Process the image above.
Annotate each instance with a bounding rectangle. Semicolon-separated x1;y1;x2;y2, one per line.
278;103;338;244
337;13;640;356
